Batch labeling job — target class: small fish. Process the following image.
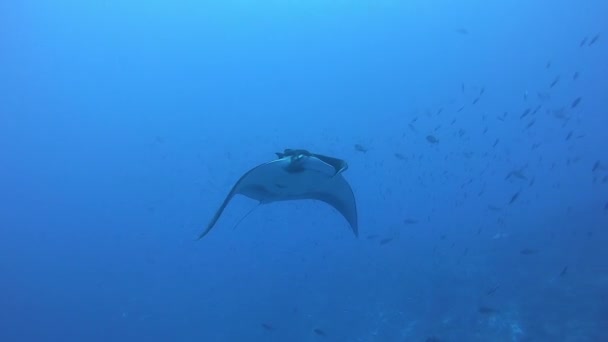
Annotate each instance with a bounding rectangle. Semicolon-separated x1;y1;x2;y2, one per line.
313;328;327;337
457;105;465;112
472;97;480;105
546;61;551;69
487;205;502;211
588;33;600;46
592;160;602;172
509;191;520;204
455;28;469;35
506;170;527;181
394;153;406;160
520;108;531;119
479;87;485;95
580;36;588;47
526;119;536;129
492;139;499;147
354;144;368;153
604;201;608;211
426;135;439;144
461;83;465;92
486;285;500;295
520;248;539;255
261;323;275;331
366;234;379;240
559;266;568;277
550;76;560;88
478;306;499;315
379;237;394;245
408;123;417;132
573;71;579;80
571;97;582;108
566;130;573;140
403;218;418;224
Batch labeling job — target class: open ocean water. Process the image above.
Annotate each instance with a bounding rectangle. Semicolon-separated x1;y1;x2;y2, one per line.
1;0;607;341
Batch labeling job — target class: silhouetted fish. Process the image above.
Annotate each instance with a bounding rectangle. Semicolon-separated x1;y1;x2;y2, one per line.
509;192;520;204
580;36;588;47
313;328;327;337
261;323;275;331
455;28;469;35
486;285;500;295
478;306;499;314
379;237;394;245
426;135;439;144
404;218;418;224
589;33;600;46
559;266;568;277
354;144;368;153
520;248;539;255
571;97;582;108
573;71;579;80
550;76;560;88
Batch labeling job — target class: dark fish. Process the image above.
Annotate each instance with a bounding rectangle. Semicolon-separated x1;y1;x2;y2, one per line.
537;92;551;101
565;130;574;140
580;36;588;47
526;119;536;129
366;234;379;240
480;87;485;95
592;160;602;172
461;83;465;92
457;105;465;112
478;306;499;315
493;139;499;147
408;123;417;132
573;71;579;80
313;328;327;337
426;336;441;342
379;237;394;245
488;205;501;211
588;33;600;46
532;104;542;114
520;248;539;255
426;135;439;144
403;218;418;224
571;97;582;108
261;323;275;331
546;61;551;69
354;144;368;153
509;192;520;204
455;28;469;35
394;153;406;160
520;108;531;119
506;170;527;181
559;266;568;277
486;285;500;295
472;97;480;105
550;76;560;88
604;201;608;211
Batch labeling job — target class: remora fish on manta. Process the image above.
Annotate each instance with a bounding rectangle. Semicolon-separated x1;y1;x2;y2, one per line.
198;149;358;239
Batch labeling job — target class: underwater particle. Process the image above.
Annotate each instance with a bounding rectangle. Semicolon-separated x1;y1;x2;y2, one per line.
426;135;439;144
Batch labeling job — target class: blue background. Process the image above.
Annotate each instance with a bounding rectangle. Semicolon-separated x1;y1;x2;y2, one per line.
1;0;607;340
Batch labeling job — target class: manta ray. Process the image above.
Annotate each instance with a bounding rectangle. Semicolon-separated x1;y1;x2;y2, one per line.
198;149;358;239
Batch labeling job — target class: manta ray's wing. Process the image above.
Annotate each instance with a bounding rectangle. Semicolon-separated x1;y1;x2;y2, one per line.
198;154;358;239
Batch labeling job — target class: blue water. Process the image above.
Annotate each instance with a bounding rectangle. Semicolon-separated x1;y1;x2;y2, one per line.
1;1;607;341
